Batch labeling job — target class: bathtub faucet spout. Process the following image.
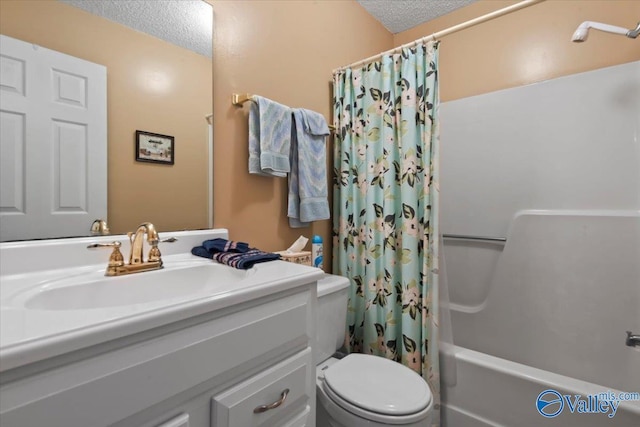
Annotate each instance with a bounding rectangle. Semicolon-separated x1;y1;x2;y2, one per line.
626;331;640;347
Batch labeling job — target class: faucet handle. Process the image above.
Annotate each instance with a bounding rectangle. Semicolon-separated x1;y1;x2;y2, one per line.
147;241;162;264
87;241;121;250
145;237;175;265
87;241;125;275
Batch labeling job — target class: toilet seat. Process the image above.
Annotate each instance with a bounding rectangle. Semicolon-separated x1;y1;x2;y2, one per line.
322;354;433;424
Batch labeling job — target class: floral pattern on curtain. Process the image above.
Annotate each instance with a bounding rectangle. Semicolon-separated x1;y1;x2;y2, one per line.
332;41;441;419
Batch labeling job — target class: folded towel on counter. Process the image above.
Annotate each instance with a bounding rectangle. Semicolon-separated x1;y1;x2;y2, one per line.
288;108;331;228
202;238;250;253
213;250;281;269
191;238;280;270
248;96;292;177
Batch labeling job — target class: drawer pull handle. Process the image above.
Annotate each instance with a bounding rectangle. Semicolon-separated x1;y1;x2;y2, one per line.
253;388;290;413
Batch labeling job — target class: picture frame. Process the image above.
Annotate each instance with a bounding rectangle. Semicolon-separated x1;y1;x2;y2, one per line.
135;130;174;165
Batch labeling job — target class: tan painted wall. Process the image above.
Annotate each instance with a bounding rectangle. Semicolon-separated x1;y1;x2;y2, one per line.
394;0;640;102
0;0;211;235
7;0;632;269
210;0;640;267
209;0;392;262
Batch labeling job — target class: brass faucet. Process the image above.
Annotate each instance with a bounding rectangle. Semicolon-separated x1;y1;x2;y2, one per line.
128;222;160;265
87;222;164;276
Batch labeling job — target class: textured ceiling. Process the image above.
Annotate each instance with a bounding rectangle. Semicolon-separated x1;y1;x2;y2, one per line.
59;0;477;56
59;0;213;58
357;0;479;34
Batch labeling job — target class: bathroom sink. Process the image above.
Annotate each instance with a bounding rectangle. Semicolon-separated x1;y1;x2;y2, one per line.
9;263;254;311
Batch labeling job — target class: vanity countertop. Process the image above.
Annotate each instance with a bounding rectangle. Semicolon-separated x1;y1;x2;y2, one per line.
0;230;324;372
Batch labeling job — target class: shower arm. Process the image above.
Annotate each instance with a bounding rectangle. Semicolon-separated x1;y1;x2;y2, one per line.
572;21;640;42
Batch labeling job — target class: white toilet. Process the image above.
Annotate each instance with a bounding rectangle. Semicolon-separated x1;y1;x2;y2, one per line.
316;274;433;427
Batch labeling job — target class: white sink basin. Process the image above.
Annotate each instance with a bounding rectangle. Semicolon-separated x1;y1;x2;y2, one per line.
0;229;324;375
5;261;256;311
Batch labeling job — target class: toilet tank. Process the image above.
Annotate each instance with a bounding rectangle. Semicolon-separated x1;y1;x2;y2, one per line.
316;274;350;363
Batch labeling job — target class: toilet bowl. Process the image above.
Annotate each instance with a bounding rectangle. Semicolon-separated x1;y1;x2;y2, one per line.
316;274;433;427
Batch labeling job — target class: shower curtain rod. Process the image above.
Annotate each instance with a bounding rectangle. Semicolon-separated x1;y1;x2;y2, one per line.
333;0;544;73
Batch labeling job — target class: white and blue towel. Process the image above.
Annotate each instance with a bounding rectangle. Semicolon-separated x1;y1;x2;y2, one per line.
248;96;291;177
288;108;330;228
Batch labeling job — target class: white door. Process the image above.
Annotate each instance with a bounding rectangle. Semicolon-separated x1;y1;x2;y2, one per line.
0;35;107;241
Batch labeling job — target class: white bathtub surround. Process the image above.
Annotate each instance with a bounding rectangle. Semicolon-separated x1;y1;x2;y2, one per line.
0;229;324;427
441;61;640;239
451;210;640;392
442;211;640;426
440;61;640;426
437;234;458;389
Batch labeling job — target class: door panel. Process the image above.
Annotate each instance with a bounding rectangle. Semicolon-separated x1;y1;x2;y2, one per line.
0;35;106;241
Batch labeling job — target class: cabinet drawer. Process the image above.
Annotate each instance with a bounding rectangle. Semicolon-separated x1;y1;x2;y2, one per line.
282;406;311;427
212;349;313;427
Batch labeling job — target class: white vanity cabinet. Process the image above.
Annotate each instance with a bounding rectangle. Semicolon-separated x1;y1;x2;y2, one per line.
0;282;318;427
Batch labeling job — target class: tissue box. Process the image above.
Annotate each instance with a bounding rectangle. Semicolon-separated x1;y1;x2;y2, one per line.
277;251;312;266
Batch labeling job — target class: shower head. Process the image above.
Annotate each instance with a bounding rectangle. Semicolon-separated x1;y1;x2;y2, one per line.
571;26;589;42
571;21;640;42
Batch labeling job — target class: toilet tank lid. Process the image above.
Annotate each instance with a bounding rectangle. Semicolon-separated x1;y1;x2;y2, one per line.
317;274;350;297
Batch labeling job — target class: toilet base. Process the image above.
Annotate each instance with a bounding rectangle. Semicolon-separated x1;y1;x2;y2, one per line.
316;398;338;427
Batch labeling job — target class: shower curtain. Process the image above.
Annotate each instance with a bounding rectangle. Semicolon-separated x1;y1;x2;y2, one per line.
332;41;441;420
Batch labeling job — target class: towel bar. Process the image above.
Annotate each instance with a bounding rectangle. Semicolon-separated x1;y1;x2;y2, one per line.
443;234;506;243
232;93;252;106
231;92;336;131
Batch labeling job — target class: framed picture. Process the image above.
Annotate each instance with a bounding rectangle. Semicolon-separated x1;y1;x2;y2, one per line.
135;130;174;165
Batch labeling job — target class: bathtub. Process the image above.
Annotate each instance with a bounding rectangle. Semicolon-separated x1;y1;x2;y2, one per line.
441;211;640;426
442;346;640;427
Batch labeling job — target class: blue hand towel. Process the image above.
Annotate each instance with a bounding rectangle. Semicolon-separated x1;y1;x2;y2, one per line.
248;96;291;177
191;238;280;270
202;238;250;253
288;108;330;228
